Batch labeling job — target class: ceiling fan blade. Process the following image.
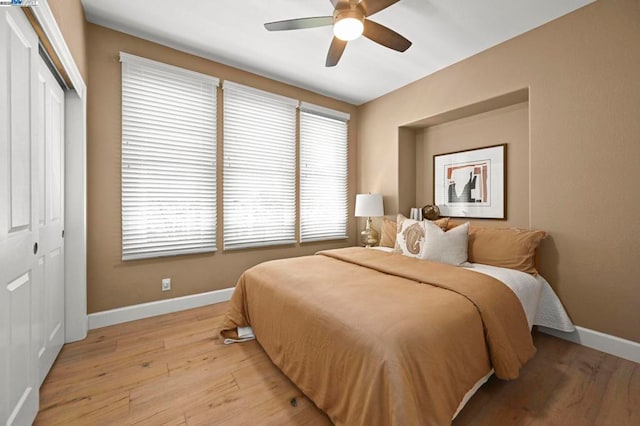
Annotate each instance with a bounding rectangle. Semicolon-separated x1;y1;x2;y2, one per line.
360;0;400;16
326;37;348;67
264;16;333;31
363;19;411;52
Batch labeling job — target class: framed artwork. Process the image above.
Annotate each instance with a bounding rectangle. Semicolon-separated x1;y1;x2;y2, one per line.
433;144;506;219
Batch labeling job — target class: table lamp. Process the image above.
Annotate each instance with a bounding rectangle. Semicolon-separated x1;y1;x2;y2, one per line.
355;193;384;247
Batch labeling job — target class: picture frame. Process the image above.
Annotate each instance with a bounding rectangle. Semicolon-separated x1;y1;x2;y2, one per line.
433;144;506;219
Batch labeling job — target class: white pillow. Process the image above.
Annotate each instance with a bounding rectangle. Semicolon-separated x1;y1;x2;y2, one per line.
394;214;425;258
419;221;470;265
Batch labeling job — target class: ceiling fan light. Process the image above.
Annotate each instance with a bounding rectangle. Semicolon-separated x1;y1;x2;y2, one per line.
334;17;364;41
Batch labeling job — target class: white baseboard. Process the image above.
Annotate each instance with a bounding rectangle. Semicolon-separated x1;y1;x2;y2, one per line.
88;287;235;330
539;325;640;364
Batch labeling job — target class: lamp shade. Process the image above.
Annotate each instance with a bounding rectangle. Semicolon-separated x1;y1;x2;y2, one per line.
355;193;384;217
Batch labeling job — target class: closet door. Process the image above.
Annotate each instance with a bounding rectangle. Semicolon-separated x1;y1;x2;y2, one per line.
35;55;65;386
0;8;42;426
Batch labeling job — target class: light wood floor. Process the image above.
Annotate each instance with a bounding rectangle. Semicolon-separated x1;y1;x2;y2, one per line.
37;303;639;426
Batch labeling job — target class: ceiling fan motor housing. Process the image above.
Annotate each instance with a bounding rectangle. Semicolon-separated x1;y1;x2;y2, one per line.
333;8;365;41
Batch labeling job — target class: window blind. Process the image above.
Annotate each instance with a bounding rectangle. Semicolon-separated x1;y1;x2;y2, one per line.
120;52;218;260
299;103;349;242
223;81;297;250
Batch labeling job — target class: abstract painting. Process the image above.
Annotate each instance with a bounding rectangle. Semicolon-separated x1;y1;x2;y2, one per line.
433;144;506;219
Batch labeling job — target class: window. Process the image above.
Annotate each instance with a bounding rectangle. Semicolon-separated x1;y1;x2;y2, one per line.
120;53;218;260
222;81;297;249
299;103;349;242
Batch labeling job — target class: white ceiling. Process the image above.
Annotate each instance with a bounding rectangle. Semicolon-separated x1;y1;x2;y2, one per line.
81;0;594;105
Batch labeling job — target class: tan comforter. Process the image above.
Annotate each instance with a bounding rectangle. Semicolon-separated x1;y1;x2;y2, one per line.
220;247;535;425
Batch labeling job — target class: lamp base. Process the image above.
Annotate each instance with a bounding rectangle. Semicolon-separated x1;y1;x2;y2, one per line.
360;217;379;247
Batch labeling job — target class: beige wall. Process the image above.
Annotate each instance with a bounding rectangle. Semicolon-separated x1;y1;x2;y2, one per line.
86;23;358;313
47;0;88;81
357;0;640;342
416;102;530;227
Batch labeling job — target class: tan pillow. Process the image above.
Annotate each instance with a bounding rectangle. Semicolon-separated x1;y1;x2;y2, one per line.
434;217;450;230
446;220;460;231
379;218;397;248
433;217;450;232
467;227;546;275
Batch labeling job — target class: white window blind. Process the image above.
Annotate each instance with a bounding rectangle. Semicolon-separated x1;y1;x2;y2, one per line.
120;52;218;260
299;103;349;242
222;81;297;250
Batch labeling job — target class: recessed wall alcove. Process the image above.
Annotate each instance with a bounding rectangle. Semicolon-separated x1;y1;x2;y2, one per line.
396;88;531;228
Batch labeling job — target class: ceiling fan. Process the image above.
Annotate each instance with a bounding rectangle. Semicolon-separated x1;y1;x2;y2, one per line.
264;0;412;67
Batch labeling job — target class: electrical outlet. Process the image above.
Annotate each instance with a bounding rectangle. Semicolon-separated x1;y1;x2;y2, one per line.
161;278;171;291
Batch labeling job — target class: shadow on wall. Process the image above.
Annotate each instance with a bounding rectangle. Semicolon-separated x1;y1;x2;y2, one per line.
539;235;560;290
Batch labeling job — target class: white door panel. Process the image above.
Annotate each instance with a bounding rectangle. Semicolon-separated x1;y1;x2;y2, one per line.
0;8;40;426
38;247;64;384
36;55;65;385
37;73;46;227
5;272;38;426
1;7;64;426
8;18;32;232
47;80;63;224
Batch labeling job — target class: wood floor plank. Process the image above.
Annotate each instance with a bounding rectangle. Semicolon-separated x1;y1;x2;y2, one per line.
193;301;230;321
595;360;640;425
453;332;640;425
231;355;284;390
167;339;265;376
128;412;187;426
40;358;168;412
114;317;214;349
162;321;224;349
44;339;166;384
184;371;310;425
128;372;238;425
51;337;118;364
37;303;640;426
35;391;130;425
82;309;199;342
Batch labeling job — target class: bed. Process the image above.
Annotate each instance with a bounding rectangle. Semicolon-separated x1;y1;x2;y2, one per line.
219;245;573;425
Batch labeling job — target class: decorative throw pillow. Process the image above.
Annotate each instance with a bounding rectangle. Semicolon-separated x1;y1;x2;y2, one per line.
419;221;470;265
393;215;450;257
394;215;425;257
467;227;546;275
379;218;397;248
